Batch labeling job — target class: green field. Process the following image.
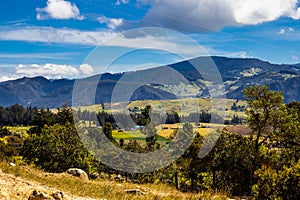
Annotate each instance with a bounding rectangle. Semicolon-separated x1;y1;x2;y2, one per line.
112;129;170;146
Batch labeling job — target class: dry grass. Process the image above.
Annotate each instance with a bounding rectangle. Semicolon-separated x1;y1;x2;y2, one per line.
0;161;228;200
225;125;252;136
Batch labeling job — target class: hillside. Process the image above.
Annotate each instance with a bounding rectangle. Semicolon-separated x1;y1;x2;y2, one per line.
0;56;299;107
0;162;228;200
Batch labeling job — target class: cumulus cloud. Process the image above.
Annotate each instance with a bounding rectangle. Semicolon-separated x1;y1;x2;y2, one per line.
0;75;20;82
16;63;80;79
36;0;83;20
79;63;94;75
0;63;96;82
141;0;300;31
98;16;124;30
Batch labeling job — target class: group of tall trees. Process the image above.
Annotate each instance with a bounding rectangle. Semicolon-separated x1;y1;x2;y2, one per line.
204;86;300;197
0;104;38;126
0;86;299;198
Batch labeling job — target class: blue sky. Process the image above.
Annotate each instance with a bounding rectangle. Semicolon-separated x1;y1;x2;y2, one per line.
0;0;300;81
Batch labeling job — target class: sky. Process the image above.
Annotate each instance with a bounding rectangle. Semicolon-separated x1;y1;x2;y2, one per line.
0;0;300;82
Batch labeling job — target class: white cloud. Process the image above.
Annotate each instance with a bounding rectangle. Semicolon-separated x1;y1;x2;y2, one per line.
291;54;299;61
0;26;115;45
98;16;124;30
0;63;97;82
240;52;247;58
115;0;130;6
278;27;296;34
141;0;300;31
36;0;83;20
289;28;295;32
0;75;20;82
80;63;94;75
0;52;78;60
0;26;207;56
278;29;286;34
16;63;80;79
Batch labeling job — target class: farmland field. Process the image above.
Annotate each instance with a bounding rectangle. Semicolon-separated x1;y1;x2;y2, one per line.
73;98;247;120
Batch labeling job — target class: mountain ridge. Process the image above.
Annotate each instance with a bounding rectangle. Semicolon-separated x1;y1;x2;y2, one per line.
0;56;299;108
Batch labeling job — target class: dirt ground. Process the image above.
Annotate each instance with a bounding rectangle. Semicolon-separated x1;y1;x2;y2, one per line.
0;168;96;200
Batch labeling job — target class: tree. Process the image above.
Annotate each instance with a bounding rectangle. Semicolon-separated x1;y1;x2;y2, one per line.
103;122;113;141
21;124;92;173
137;105;152;126
56;104;74;125
179;127;204;191
144;122;159;151
243;86;284;152
166;111;180;124
239;86;300;196
138;105;159;151
207;130;258;195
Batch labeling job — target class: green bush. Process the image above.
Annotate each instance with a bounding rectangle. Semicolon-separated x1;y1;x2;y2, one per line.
252;160;300;200
0;140;15;161
21;124;93;173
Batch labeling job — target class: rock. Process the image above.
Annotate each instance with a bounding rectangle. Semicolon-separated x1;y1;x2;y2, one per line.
28;190;53;200
113;174;124;182
9;162;16;167
28;190;65;200
66;168;89;181
51;191;64;200
125;189;146;195
89;173;99;180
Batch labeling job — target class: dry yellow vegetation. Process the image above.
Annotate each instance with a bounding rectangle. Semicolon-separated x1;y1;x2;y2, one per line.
0;161;228;200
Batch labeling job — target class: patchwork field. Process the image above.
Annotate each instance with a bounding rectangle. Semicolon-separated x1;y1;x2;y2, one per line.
73;98;247;120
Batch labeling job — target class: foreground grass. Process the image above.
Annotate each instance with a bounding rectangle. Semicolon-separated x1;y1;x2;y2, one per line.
0;161;228;200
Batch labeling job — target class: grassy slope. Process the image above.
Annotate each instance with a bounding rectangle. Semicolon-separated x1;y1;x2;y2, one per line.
73;98;247;118
0;161;228;200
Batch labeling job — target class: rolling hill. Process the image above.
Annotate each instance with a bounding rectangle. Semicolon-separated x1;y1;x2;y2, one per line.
0;56;299;108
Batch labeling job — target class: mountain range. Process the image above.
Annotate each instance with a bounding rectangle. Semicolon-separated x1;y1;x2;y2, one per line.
0;56;299;108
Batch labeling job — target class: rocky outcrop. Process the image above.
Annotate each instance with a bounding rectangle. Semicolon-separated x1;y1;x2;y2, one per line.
112;174;124;182
0;168;97;200
28;190;64;200
66;168;89;181
89;172;99;180
124;189;146;195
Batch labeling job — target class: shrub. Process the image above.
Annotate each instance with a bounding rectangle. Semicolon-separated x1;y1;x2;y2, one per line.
252;160;300;199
